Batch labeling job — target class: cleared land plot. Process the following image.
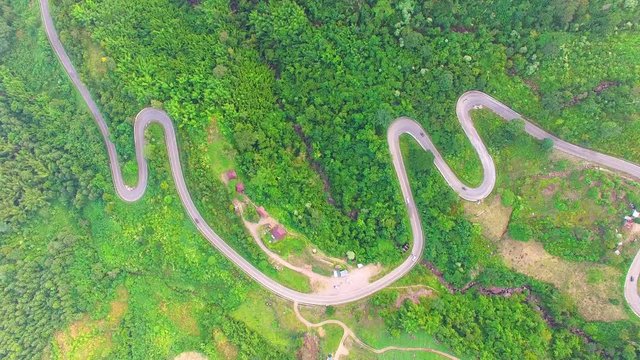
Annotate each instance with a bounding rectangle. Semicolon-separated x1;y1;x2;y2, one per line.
500;238;627;321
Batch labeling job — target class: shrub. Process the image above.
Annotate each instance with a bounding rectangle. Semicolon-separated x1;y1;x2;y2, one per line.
501;189;516;207
508;220;533;241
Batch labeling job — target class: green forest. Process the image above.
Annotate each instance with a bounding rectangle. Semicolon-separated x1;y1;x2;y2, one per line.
1;0;639;359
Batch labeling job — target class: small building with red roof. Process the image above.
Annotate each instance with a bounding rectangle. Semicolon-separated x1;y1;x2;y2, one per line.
226;169;237;180
270;225;287;241
235;182;245;194
257;206;268;218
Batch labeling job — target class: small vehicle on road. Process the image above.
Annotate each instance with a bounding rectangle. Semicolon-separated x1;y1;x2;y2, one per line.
631;276;635;282
411;254;418;262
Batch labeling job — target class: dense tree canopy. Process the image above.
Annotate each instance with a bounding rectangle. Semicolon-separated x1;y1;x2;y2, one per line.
1;0;639;358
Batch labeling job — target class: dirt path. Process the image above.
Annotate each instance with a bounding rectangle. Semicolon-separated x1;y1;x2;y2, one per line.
239;203;382;295
293;302;458;360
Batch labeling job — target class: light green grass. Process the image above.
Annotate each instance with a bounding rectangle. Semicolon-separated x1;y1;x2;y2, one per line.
266;266;312;293
318;324;343;357
231;291;304;350
268;235;309;257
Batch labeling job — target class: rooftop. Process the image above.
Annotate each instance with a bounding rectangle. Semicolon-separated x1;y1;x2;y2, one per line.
270;225;287;240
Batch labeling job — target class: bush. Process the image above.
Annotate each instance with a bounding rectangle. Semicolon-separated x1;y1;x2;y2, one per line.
501;189;516;207
508;220;533;241
325;306;335;316
244;205;260;223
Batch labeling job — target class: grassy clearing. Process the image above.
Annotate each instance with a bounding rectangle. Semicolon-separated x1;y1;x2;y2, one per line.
267;233;309;258
318;324;343;357
205;115;237;177
230;291;305;350
259;263;312;293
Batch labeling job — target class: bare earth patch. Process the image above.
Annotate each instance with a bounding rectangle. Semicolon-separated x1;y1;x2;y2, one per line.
464;195;512;240
500;239;627;321
297;332;320;360
542;183;557;197
174;351;207;360
394;287;434;308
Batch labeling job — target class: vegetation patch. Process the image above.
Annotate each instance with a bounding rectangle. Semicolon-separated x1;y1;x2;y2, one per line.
161;301;203;337
317;325;343;359
231;291;304;351
53;287;129;360
394;287;434;308
211;329;237;360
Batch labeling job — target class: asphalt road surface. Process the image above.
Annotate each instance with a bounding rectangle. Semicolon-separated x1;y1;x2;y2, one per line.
40;0;640;310
625;250;640;318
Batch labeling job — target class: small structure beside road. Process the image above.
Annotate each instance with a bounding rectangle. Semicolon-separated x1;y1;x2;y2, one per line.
235;182;245;194
225;169;237;181
270;225;287;241
623;204;640;229
333;269;349;278
257;206;269;218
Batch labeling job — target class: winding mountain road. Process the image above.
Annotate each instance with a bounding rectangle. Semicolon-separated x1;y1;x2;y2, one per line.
40;0;640;312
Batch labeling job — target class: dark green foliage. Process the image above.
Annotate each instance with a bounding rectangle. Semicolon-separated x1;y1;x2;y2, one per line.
385;293;554;359
2;0;639;359
0;211;112;360
325;305;335;316
508;220;533;241
501;189;516;207
541;138;555;152
0;63;105;228
402;138;487;287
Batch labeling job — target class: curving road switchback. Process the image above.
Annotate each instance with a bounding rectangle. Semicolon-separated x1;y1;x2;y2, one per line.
40;0;640;311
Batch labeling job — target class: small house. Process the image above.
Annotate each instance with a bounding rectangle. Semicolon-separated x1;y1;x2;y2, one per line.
339;270;348;277
633;209;640;218
235;182;245;194
270;225;287;241
257;206;269;218
226;169;237;180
